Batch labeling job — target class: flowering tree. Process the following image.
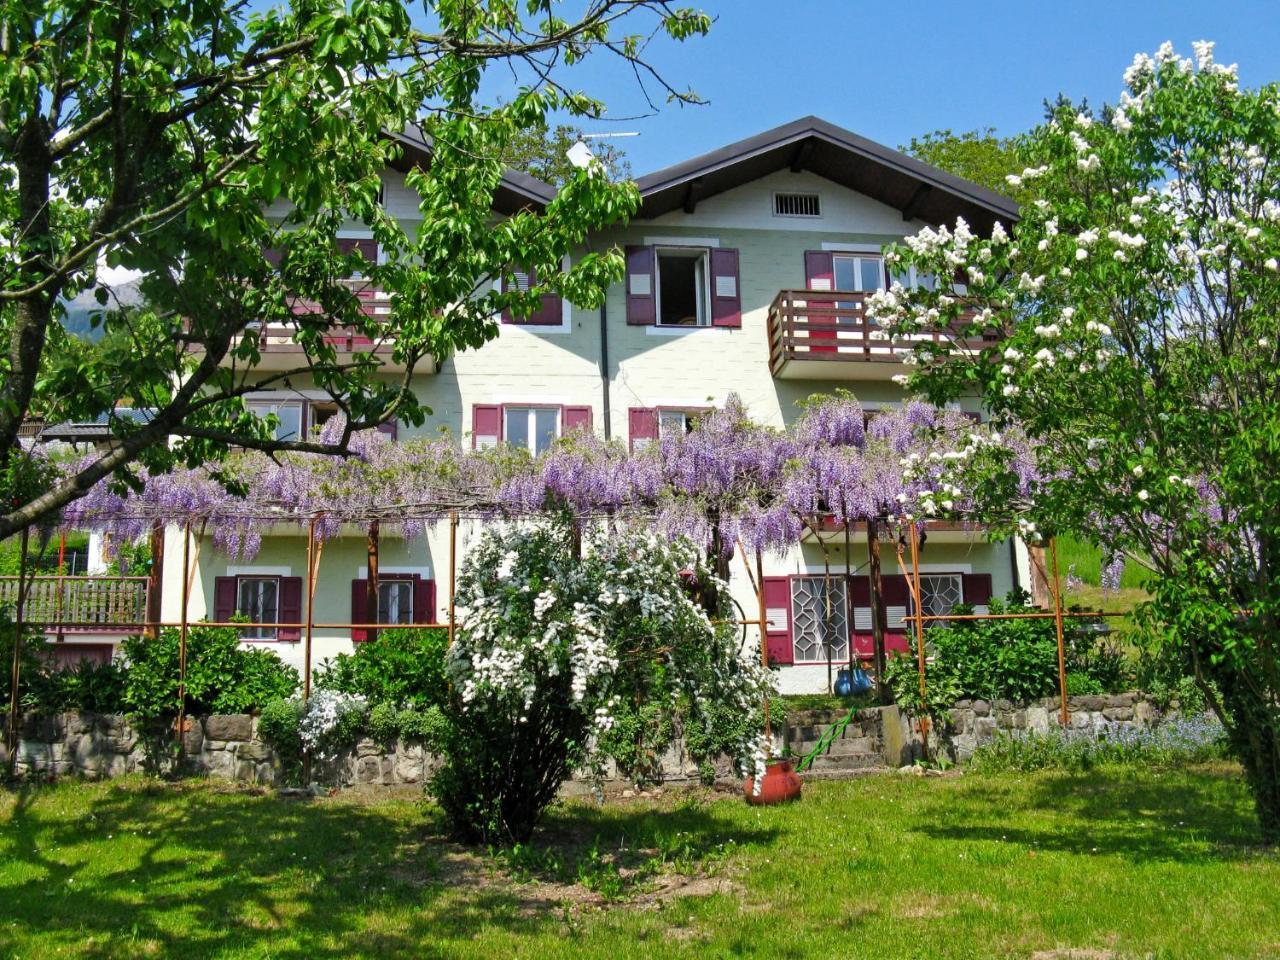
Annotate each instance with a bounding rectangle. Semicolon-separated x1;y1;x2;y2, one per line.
0;0;712;543
434;519;771;845
869;43;1280;841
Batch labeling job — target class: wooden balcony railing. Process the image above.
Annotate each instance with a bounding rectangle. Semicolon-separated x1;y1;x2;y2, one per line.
0;576;149;633
766;289;995;378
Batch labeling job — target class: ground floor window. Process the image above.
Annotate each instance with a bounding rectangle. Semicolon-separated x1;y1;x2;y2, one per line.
658;409;703;438
377;578;414;625
914;573;964;624
236;576;279;640
790;576;849;664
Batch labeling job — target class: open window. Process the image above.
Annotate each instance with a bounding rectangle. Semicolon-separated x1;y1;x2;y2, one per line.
377;576;415;625
658;409;705;439
236;577;280;640
308;402;340;436
656;247;710;327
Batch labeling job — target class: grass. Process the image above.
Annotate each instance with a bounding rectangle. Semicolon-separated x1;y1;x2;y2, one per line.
2;766;1278;959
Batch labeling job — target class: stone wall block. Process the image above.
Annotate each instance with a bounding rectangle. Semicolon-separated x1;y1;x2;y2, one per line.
204;715;253;742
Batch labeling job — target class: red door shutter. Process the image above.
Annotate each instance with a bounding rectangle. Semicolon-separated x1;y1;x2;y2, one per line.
278;577;303;641
375;419;398;440
625;246;656;325
762;576;794;666
710;248;742;328
628;407;659;452
214;577;238;623
414;578;436;625
804;251;837;354
962;573;994;606
337;238;378;262
471;404;502;449
848;575;873;659
562;406;592;434
351;579;370;642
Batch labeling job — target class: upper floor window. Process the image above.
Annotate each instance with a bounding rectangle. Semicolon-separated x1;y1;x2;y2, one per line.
833;254;886;293
246;401;303;442
656;247;710;327
504;407;560;456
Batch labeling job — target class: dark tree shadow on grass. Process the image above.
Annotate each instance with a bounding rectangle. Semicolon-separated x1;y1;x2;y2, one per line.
0;779;778;959
913;764;1272;863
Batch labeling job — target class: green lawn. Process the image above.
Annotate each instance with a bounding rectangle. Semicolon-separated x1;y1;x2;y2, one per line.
2;766;1277;959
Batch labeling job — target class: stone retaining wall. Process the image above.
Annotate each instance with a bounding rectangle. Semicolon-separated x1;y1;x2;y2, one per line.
1;693;1171;788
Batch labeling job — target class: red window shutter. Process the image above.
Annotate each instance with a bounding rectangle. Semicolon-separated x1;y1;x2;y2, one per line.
337;238;378;261
710;248;742;328
375;419;398;440
849;575;871;606
471;404;502;449
762;576;793;666
502;266;541;325
414;578;435;625
562;406;592;434
628;407;659;452
804;250;834;290
625;246;656;325
350;579;370;642
881;574;910;606
848;575;873;658
962;573;994;606
278;577;303;642
214;577;238;623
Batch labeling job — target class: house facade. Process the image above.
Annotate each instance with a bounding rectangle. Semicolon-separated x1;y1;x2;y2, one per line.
32;117;1029;694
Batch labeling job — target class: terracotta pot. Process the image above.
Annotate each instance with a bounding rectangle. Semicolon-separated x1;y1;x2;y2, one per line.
744;759;802;805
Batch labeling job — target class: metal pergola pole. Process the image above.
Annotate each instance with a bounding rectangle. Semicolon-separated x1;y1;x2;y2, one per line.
1049;537;1070;727
755;548;771;752
906;522;931;755
6;526;31;779
448;510;458;647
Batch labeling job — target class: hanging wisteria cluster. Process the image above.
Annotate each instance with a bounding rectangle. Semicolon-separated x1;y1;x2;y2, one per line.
60;392;1018;560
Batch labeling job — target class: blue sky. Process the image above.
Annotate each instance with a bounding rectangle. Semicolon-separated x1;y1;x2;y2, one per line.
542;0;1280;175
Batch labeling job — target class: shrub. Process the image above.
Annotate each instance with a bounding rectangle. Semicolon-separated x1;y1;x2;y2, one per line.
886;591;1133;709
432;519;772;846
121;624;299;729
257;697;305;780
297;689;367;762
367;701;400;745
44;658;129;713
314;628;448;711
0;618;57;711
970;714;1229;773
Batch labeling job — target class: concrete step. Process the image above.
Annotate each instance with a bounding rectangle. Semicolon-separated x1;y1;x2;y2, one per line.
789;736;878;759
803;752;887;772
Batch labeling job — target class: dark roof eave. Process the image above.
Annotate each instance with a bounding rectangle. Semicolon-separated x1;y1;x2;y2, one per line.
633;116;1020;227
386;126;557;214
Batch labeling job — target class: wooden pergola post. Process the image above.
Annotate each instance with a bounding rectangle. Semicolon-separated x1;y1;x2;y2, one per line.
175;520;194;755
365;521;380;644
6;526;31;779
866;518;889;704
145;522;165;639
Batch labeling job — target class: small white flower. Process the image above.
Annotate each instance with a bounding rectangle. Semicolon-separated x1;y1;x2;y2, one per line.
1132;465;1145;478
1137;489;1149;502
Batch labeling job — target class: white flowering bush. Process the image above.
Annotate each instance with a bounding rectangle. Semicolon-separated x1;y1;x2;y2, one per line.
431;517;773;845
868;42;1280;843
297;689;368;763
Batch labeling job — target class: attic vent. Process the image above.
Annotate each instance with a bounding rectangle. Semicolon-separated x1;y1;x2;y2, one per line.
774;192;821;218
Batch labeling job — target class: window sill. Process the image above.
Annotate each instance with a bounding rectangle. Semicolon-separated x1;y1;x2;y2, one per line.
645;325;725;337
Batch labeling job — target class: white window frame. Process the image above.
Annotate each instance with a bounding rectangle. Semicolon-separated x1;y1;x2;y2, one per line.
245;400;304;442
832;253;887;293
503;406;561;456
654;246;712;329
235;575;281;641
377;578;415;626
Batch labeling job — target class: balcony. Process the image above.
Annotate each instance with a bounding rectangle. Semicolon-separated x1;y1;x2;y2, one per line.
221;280;435;373
766;290;992;380
0;576;149;634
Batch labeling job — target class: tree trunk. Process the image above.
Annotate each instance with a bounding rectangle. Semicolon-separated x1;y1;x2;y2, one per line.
1214;664;1280;844
366;521;380;644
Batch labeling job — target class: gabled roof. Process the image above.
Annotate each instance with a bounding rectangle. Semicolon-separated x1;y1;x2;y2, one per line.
387;125;557;215
634;116;1018;232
